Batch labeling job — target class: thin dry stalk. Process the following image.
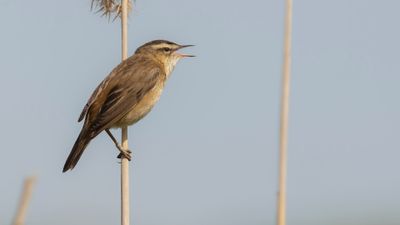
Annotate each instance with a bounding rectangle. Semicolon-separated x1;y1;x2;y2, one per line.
277;0;292;225
12;176;37;225
120;0;130;225
121;127;130;225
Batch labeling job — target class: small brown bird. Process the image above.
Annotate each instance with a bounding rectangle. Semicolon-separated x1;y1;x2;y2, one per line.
63;40;194;172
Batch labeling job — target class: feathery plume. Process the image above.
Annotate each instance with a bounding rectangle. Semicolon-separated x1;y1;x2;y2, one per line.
91;0;133;19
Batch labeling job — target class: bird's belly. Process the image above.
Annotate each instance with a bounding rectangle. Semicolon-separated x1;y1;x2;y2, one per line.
113;82;164;128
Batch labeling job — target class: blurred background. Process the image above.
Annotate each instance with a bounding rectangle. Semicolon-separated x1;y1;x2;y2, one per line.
0;0;399;224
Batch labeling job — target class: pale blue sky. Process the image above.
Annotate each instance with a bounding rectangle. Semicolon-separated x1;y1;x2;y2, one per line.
0;0;399;225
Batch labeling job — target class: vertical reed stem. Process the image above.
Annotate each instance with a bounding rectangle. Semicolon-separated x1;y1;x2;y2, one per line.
120;0;130;225
13;176;37;225
277;0;292;225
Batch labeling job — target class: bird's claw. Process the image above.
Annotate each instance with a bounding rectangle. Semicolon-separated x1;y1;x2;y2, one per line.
116;145;132;161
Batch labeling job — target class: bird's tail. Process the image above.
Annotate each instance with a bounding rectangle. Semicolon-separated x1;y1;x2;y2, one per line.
63;128;93;172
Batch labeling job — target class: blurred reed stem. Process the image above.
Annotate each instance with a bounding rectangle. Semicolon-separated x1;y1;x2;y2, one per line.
277;0;292;225
12;176;37;225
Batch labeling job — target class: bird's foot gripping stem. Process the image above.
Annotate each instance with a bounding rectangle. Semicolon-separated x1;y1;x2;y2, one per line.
106;129;132;161
116;145;132;160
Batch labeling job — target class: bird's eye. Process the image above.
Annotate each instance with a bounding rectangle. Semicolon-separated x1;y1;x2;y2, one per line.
162;47;171;53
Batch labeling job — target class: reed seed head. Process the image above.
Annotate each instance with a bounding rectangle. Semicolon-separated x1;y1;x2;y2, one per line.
91;0;133;19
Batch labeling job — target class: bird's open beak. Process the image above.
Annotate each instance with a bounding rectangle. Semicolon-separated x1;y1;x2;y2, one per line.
175;45;195;57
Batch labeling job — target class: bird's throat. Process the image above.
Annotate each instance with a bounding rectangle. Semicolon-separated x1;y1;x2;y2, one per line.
165;58;180;78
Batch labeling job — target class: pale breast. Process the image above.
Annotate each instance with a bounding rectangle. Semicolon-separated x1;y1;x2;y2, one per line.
113;80;165;127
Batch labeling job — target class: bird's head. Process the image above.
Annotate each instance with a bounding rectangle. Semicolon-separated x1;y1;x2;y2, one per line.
135;40;194;74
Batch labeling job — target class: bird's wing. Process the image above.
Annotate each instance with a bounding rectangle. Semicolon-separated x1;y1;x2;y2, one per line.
78;60;124;123
83;57;164;137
